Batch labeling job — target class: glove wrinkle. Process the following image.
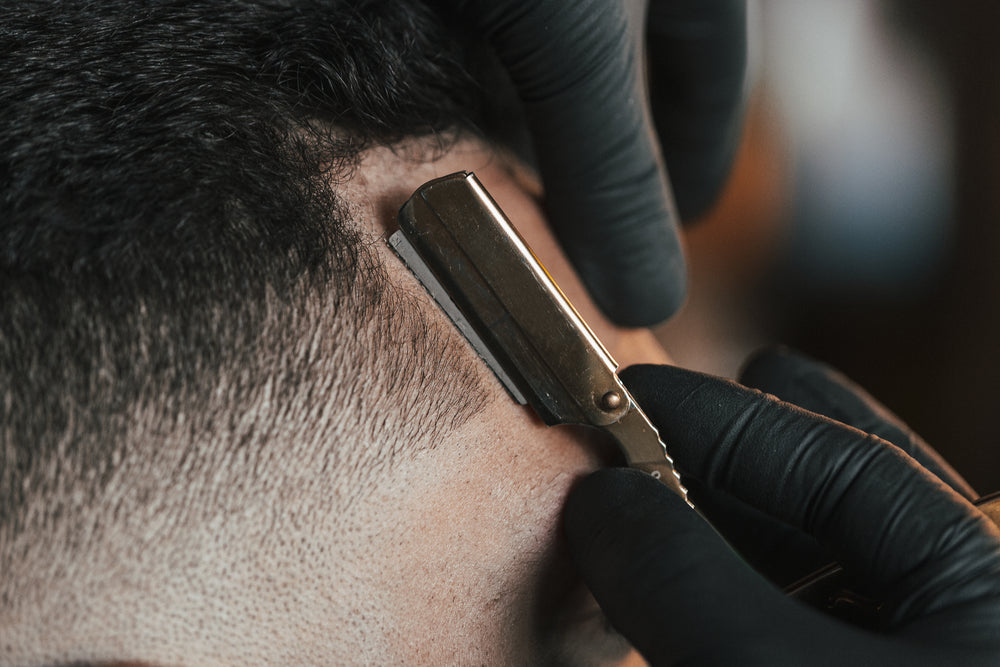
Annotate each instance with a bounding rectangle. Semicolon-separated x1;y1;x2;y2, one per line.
739;346;976;500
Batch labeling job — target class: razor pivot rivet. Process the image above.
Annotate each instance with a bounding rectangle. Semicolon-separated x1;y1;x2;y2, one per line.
600;390;623;411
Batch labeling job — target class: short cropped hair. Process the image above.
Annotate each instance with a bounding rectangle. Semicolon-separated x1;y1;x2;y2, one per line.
1;0;509;615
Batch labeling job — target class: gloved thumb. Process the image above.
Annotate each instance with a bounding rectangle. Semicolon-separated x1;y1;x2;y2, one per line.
564;468;809;665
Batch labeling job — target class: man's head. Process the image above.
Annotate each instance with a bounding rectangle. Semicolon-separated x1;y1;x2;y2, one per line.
2;2;670;664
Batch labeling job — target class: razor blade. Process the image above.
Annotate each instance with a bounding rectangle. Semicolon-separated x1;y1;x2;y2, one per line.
389;172;688;503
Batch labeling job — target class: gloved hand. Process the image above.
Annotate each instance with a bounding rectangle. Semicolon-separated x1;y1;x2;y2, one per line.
676;347;979;589
565;349;1000;666
445;0;747;326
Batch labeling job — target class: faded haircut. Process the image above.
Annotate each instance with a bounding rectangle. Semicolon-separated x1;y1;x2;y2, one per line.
0;0;509;589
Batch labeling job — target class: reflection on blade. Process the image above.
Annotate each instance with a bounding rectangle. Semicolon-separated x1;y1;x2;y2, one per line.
390;230;527;405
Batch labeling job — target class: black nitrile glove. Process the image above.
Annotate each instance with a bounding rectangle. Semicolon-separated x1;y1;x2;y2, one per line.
565;354;1000;666
446;0;747;326
685;347;979;588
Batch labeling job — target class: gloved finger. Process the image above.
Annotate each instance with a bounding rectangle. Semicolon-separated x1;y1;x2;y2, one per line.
676;345;973;587
739;346;976;500
682;476;832;588
691;344;974;586
647;0;747;220
449;0;684;326
621;364;1000;632
565;468;885;665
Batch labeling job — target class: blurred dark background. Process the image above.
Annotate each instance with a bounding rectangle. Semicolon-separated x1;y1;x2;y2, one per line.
657;1;1000;493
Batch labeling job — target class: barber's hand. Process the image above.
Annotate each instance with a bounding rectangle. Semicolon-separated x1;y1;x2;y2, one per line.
682;347;978;588
565;352;1000;665
447;0;746;326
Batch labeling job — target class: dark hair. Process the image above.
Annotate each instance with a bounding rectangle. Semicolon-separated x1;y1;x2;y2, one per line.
0;1;504;549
